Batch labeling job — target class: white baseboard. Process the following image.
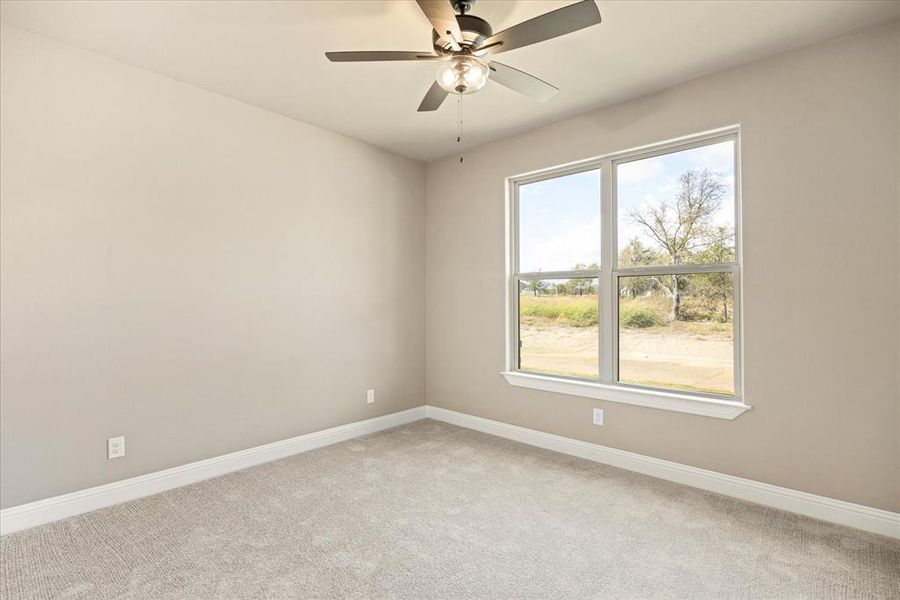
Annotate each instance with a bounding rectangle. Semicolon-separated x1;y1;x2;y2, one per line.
425;406;900;539
0;406;427;535
5;405;897;540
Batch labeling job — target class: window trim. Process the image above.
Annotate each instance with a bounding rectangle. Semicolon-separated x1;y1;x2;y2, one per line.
504;126;750;420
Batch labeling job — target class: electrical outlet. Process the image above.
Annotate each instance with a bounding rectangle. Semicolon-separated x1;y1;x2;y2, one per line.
366;389;375;404
592;408;604;426
107;436;125;459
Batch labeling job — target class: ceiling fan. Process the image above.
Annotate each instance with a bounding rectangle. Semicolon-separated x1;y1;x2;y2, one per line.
325;0;602;112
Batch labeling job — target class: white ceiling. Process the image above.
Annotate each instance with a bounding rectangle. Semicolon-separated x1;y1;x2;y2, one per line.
2;1;898;161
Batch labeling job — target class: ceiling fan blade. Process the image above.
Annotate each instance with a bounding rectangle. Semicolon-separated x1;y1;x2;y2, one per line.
417;81;449;112
478;0;601;57
416;0;463;51
325;51;439;62
489;62;559;102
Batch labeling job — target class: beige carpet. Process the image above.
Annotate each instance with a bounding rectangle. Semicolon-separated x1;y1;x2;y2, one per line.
1;419;898;599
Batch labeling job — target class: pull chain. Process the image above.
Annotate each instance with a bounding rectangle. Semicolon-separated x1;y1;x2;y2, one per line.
457;93;463;164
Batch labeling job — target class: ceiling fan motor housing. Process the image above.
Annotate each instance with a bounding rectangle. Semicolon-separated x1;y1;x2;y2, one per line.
432;14;493;54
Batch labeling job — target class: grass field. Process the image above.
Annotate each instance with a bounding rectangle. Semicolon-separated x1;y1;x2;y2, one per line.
519;294;734;395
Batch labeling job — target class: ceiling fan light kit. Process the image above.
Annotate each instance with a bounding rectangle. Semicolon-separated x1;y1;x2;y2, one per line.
437;55;489;94
325;0;602;111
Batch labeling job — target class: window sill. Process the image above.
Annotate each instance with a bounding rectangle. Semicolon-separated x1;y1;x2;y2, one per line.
499;371;751;420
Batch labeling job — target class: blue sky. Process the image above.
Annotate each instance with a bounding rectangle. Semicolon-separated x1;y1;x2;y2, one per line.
617;140;735;260
518;141;734;273
519;169;601;273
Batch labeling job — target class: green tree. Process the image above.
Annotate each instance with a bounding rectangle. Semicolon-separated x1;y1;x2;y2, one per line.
522;277;546;296
617;238;659;298
694;226;735;322
565;279;596;296
628;169;726;319
618;238;659;267
564;263;598;296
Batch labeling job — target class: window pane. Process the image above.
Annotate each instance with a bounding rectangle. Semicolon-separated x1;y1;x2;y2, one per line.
618;273;734;395
519;278;599;379
617;140;735;267
519;169;601;273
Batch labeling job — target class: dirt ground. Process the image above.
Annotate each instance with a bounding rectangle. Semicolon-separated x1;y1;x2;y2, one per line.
519;319;734;395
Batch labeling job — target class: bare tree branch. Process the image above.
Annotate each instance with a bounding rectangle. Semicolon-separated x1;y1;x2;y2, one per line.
627;169;730;318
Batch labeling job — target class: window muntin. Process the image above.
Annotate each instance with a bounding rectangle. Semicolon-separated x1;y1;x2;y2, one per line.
510;130;741;401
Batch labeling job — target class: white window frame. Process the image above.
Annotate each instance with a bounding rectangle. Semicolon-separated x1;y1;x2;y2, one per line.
502;126;750;420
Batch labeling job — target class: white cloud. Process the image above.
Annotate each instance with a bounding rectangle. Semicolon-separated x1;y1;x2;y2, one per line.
521;215;602;273
617;156;666;188
689;140;734;174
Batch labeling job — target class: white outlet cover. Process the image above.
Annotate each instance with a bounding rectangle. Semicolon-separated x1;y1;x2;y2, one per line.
592;408;604;426
108;436;125;459
366;389;375;404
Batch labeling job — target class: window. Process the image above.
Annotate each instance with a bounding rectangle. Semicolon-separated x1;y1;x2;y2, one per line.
504;129;748;419
519;277;599;380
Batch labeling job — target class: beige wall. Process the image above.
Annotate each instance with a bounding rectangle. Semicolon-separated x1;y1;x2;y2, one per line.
2;21;898;515
0;25;425;509
426;23;900;512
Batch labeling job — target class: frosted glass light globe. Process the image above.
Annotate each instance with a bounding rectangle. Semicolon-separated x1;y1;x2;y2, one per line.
437;56;489;95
